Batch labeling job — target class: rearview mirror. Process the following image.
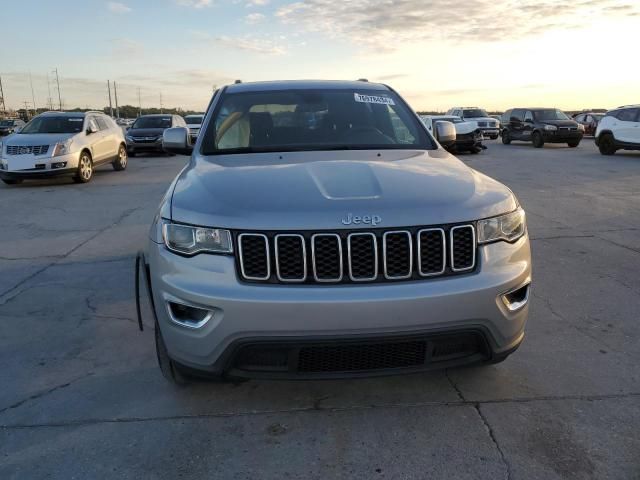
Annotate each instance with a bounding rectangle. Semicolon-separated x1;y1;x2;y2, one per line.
435;121;456;147
163;127;193;155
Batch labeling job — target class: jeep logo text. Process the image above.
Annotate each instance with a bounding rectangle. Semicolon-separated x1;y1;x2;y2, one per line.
341;213;382;226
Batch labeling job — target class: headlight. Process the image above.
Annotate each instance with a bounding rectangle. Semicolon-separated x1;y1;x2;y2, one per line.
477;208;526;244
52;139;73;157
543;125;557;131
577;124;585;132
162;223;233;255
125;135;133;141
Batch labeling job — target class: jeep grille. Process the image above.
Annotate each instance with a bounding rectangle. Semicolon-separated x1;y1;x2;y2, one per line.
236;224;476;284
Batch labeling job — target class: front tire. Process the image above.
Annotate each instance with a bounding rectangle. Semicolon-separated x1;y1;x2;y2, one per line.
598;134;616;155
155;322;188;385
112;144;128;171
73;151;93;183
501;130;511;145
532;132;544;148
2;178;23;185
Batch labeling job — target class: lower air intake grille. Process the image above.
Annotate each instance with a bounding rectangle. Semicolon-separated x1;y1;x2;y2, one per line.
298;341;427;372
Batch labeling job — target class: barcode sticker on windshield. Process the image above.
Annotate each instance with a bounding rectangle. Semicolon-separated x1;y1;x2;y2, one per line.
69;118;83;122
354;93;395;105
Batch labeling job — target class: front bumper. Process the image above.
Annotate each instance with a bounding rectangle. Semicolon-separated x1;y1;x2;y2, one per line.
480;128;499;138
542;131;583;143
0;151;79;179
147;233;531;377
127;140;164;153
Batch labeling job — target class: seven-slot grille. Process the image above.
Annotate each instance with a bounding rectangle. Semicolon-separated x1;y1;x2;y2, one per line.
6;145;49;155
236;225;476;284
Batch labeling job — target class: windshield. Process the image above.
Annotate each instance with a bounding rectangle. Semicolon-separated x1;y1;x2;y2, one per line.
132;116;172;129
202;89;433;154
20;116;84;134
463;109;489;118
184;115;203;124
593;114;604;121
533;109;570;121
0;120;16;127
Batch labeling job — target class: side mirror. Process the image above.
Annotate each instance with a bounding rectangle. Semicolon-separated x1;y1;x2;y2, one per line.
86;125;98;135
13;127;22;134
435;121;456;147
163;127;193;155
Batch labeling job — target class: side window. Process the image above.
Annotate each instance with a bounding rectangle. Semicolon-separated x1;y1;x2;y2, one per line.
511;109;524;122
95;117;109;131
575;114;584;122
524;110;534;122
617;109;636;122
87;117;99;132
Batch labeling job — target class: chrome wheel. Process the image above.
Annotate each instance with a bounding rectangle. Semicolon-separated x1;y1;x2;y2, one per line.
119;146;127;168
75;153;93;183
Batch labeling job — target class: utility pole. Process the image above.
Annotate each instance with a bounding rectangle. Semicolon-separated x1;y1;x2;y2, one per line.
29;72;37;114
107;80;114;117
0;75;6;114
114;81;120;118
53;68;62;111
137;87;141;117
46;73;53;110
159;92;163;114
23;100;31;120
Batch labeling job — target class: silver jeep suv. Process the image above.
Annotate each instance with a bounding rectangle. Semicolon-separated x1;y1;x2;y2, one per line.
142;80;531;383
0;111;127;185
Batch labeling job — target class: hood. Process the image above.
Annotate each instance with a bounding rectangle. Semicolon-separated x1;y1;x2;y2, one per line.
454;121;480;135
127;128;165;136
538;119;578;127
4;133;75;146
170;150;516;230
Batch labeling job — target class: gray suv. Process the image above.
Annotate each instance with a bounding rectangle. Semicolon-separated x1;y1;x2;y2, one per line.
141;80;531;384
0;111;127;185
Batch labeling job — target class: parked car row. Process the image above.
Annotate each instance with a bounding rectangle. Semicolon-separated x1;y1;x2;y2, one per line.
420;115;484;154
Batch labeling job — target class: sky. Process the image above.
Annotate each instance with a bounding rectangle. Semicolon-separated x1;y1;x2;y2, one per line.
1;0;639;113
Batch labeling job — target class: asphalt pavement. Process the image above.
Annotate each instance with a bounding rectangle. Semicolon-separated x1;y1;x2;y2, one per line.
1;140;639;479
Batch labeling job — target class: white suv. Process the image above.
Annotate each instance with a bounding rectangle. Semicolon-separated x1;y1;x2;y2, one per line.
447;107;499;139
595;105;640;155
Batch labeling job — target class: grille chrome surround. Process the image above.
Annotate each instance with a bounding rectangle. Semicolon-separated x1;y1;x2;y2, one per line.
235;224;477;284
274;234;307;282
347;232;378;282
450;225;476;272
382;230;413;280
6;145;49;156
311;233;343;282
238;233;270;281
417;228;446;276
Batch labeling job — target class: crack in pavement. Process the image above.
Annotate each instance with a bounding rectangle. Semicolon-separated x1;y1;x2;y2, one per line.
0;207;140;303
0;373;93;416
2;391;638;430
445;369;511;479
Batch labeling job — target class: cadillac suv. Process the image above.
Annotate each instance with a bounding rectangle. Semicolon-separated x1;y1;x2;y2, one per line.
0;111;127;185
141;80;532;384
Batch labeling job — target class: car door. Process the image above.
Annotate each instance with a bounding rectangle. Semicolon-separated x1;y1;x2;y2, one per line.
90;116;110;163
510;109;525;139
85;116;105;161
629;109;640;144
100;116;121;159
522;110;535;140
615;109;638;143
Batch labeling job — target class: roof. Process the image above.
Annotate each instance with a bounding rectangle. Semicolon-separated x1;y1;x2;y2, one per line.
40;111;90;117
225;79;388;94
137;113;173;117
616;104;640;109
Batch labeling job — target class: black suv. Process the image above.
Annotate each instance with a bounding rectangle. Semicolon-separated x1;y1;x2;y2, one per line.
501;108;584;148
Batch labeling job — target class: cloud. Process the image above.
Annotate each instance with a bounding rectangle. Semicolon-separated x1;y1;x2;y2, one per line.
107;1;131;13
245;13;265;24
191;30;286;55
246;0;270;6
111;38;144;56
175;0;213;8
275;0;640;51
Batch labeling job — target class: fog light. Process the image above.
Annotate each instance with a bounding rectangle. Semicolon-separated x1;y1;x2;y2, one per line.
166;300;214;329
52;162;67;169
501;283;530;312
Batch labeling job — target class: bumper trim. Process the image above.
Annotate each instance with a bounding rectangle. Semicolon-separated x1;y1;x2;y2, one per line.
0;167;76;180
